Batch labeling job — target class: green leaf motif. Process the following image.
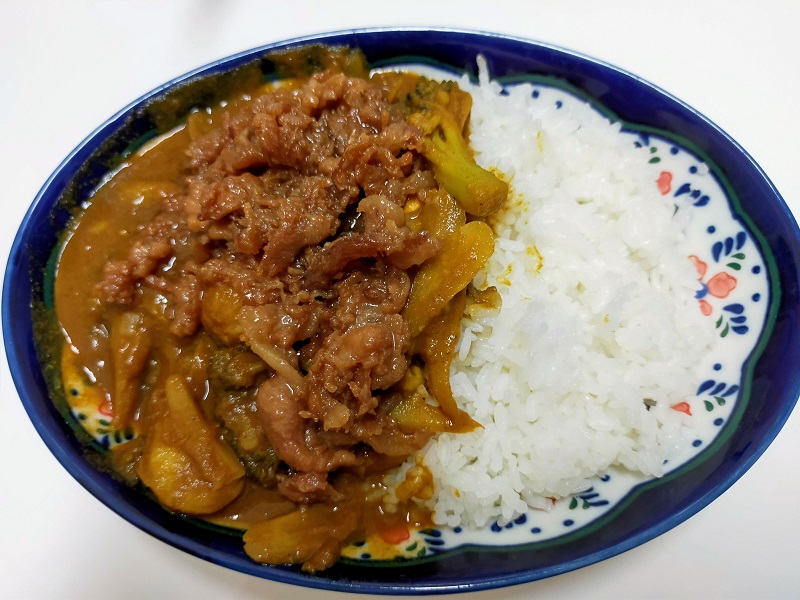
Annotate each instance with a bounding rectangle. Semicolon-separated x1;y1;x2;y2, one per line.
726;262;742;271
569;497;578;510
704;400;714;411
715;396;727;406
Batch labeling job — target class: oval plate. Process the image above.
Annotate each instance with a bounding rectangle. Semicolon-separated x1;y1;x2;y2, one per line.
4;28;800;594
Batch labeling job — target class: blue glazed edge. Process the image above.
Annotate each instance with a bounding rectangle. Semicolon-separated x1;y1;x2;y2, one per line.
4;28;800;595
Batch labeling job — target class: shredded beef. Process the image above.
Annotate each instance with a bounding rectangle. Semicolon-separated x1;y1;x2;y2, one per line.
303;194;440;288
276;472;344;504
255;375;356;474
96;69;439;502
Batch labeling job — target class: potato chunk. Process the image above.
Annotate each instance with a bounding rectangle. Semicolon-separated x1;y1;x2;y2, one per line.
243;503;359;571
137;376;245;514
201;284;243;344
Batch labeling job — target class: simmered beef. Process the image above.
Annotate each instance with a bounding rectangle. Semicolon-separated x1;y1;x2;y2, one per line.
96;69;439;499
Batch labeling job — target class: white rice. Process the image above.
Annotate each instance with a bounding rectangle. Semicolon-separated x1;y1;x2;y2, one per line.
397;60;716;529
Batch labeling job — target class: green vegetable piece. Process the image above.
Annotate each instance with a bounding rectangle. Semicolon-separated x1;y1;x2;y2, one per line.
385;74;509;217
418;108;509;217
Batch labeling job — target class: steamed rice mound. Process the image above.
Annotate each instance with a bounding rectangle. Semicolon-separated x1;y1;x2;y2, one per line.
414;63;716;529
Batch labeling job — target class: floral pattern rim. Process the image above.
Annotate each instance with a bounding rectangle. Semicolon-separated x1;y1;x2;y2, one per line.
60;63;771;565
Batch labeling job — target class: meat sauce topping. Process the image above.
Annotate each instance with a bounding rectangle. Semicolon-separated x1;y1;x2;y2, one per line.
53;47;507;571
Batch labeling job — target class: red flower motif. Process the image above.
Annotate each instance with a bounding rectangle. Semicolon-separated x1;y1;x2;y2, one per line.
671;402;692;416
707;272;737;299
688;255;707;279
379;524;410;545
687;255;737;315
98;398;114;417
657;171;673;195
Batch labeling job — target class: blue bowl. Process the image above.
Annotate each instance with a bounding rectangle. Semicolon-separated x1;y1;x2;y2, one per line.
4;28;800;594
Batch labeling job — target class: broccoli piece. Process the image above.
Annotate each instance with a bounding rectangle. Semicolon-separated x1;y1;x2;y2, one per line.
377;73;509;216
415;105;508;216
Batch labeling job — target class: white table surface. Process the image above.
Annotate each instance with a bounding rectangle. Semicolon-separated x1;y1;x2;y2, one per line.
2;1;799;598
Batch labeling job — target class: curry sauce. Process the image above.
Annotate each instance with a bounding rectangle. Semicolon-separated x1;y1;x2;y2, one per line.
53;48;507;570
